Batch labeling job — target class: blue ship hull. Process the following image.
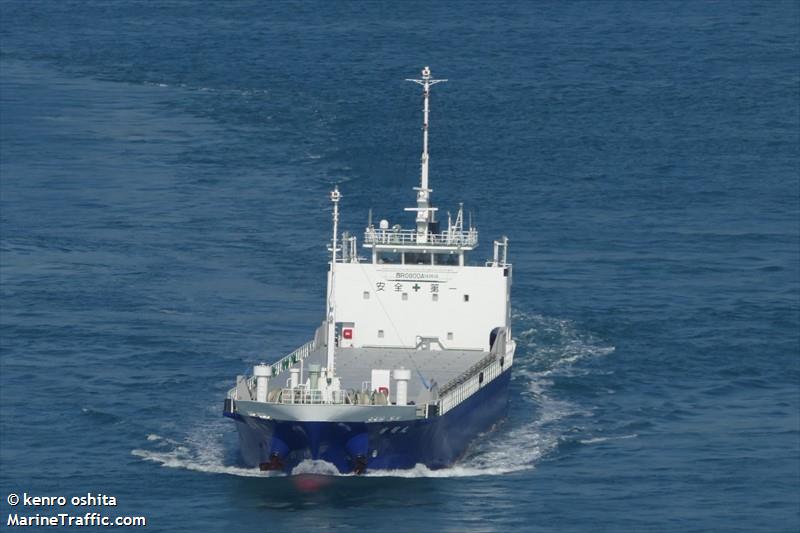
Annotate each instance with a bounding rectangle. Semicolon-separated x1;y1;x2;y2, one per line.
224;368;512;474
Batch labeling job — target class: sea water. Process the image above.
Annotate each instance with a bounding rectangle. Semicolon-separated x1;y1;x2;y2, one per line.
1;2;798;531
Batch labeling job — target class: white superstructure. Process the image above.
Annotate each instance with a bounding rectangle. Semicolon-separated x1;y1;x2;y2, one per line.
333;66;510;353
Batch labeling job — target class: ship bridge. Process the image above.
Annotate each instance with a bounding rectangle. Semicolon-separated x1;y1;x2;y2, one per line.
327;66;510;353
361;206;478;266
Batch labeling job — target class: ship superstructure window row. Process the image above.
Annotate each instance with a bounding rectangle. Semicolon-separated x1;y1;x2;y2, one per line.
373;251;465;266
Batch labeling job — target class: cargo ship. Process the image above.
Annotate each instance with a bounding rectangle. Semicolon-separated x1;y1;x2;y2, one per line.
224;67;515;474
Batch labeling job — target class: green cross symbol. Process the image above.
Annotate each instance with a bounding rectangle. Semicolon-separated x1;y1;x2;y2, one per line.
412;283;421;292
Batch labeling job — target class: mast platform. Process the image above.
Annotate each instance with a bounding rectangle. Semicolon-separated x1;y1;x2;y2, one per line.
362;227;478;250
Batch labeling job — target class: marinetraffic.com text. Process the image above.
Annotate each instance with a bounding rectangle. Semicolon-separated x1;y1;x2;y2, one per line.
6;492;147;528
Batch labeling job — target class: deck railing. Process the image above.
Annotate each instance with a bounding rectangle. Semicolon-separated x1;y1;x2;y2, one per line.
269;338;317;378
363;228;478;248
279;388;348;405
437;343;514;416
228;336;319;401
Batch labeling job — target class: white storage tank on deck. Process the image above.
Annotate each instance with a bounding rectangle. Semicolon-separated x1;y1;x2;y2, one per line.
393;368;411;406
253;364;272;402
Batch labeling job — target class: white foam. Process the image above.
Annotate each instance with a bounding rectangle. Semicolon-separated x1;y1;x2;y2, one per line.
290;460;344;476
133;423;280;478
579;434;638;445
366;463;497;478
131;448;275;478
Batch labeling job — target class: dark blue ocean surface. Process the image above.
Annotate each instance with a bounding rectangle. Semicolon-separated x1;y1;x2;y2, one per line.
1;1;798;531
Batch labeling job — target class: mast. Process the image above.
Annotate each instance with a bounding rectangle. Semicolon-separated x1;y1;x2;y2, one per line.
326;186;341;376
406;66;446;243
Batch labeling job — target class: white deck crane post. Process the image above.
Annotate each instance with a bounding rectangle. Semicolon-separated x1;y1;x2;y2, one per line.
326;186;341;383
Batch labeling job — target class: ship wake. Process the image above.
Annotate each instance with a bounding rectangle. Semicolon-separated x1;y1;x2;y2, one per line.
132;433;277;478
132;311;614;478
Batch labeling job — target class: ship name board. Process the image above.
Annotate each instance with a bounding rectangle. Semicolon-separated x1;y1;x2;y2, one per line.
394;272;440;281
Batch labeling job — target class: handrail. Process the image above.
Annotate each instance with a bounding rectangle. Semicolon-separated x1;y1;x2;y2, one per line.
363;228;478;248
227;336;318;401
279;388;348;405
437;340;514;416
269;337;317;378
438;352;497;397
436;347;511;416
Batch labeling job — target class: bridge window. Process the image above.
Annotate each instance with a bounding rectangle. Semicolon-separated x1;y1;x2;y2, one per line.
378;330;384;338
405;252;432;265
377;252;401;264
363;291;370;300
432;293;439;302
435;253;459;266
402;293;408;301
463;294;470;302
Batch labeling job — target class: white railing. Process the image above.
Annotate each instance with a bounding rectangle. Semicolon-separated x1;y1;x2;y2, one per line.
437;348;513;415
227;336;319;401
269;338;317;378
279;388;348;405
363;228;478;248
